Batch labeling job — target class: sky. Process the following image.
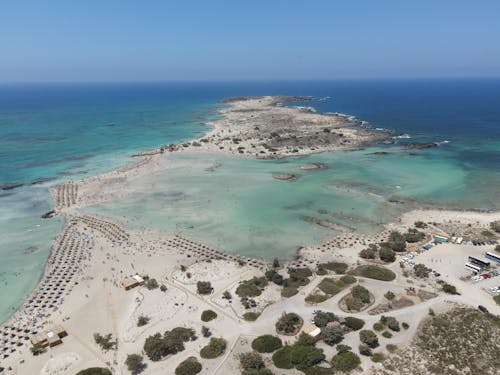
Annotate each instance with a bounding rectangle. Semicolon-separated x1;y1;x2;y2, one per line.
1;0;499;82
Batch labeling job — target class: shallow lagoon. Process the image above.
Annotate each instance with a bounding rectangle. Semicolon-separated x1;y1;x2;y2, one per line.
86;145;499;259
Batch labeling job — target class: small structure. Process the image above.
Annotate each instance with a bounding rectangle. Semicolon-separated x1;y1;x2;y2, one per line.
434;235;449;243
303;324;321;338
122;274;145;291
30;326;68;348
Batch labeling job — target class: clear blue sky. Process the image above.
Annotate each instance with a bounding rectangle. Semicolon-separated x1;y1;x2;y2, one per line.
1;0;499;82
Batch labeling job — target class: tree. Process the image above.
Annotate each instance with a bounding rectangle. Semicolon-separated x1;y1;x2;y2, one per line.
251;335;282;353
93;333;116;351
201;326;211;337
137;315;150;327
273;258;280;268
200;337;227;359
265;269;284;285
388;231;406;252
289;344;325;368
414;264;429;278
359;344;372;356
175;357;202;375
143;328;195;361
313;310;337;328
222;290;232;299
331;351;361;372
345;317;365;331
384;291;395;300
405;228;425;243
197;281;213;295
321;326;343;346
275;312;302;335
351;285;370;303
336;344;351;354
359;245;377;259
125;354;145;374
379;246;396;263
145;278;159;290
240;352;265;371
359;330;379;348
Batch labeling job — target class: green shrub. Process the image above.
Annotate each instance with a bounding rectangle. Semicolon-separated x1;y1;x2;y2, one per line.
373;322;384;331
201;310;217;322
340;275;356;284
272;346;294;369
265;269;284;285
388;231;406;252
350;265;396;281
145;278;159;290
137;315;150;327
290;344;325;368
281;286;298;298
345;317;365;331
331;351;361;372
313;311;338;328
200;337;226;359
384;291;395;300
402;322;409;330
405;228;425;243
379;246;396;263
76;369;112;375
442;282;460;295
305;292;329;304
382;331;392;338
386;344;397;353
351;285;370;303
359;330;379;348
321;326;344;346
317;278;344;295
414;263;429;278
243;312;260;321
93;333;116;351
125;354;145;374
494;295;500;305
414;221;427;229
143;328;195;361
236;277;268;298
197;281;213;295
384;316;400;332
345;297;364;312
371;352;385;362
175;357;202;375
275;312;303;335
359;344;372;356
251;335;282;353
240;352;265;371
359;244;378;259
320;262;348;274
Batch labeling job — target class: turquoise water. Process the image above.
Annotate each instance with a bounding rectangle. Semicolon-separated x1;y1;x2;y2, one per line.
85;146;498;259
1;80;499;322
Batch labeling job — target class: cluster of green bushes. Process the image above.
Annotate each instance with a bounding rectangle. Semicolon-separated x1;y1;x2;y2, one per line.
404;228;425;243
239;352;273;375
350;265;396;281
93;333;116;351
175;357;202;375
143;327;196;361
265;269;284;285
275;312;303;335
236;277;268;298
125;354;145;374
344;285;371;312
272;333;325;371
281;267;313;297
437;280;460;295
331;347;361;372
359;330;379;348
201;310;217;322
251;335;282;353
197;281;213;295
414;263;430;278
200;337;226;359
317;262;348;274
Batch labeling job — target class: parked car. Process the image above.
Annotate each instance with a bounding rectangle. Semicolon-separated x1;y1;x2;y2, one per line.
478;305;489;313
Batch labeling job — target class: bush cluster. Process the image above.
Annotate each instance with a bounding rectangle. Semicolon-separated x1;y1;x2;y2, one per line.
143;327;196;361
251;335;282;353
200;337;227;359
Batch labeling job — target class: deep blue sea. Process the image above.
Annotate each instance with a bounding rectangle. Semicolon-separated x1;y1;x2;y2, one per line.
1;79;499;322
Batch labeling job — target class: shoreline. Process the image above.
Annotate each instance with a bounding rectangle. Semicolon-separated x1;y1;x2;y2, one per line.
1;95;499;374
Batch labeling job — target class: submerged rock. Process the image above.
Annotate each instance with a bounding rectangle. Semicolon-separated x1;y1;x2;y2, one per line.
272;173;297;181
299;163;326;170
404;142;438;150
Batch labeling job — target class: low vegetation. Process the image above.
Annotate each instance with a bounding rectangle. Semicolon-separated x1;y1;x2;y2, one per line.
383;308;500;374
200;337;227;359
197;281;213;295
76;369;112;375
239;352;273;374
93;333;117;352
243;312;260;321
143;327;196;361
175;356;202;375
359;330;379;348
318;261;348;274
125;354;145;374
275;312;303;335
350;265;396;281
251;335;283;353
201;309;217;322
331;350;361;372
137;315;150;327
236;277;268;298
